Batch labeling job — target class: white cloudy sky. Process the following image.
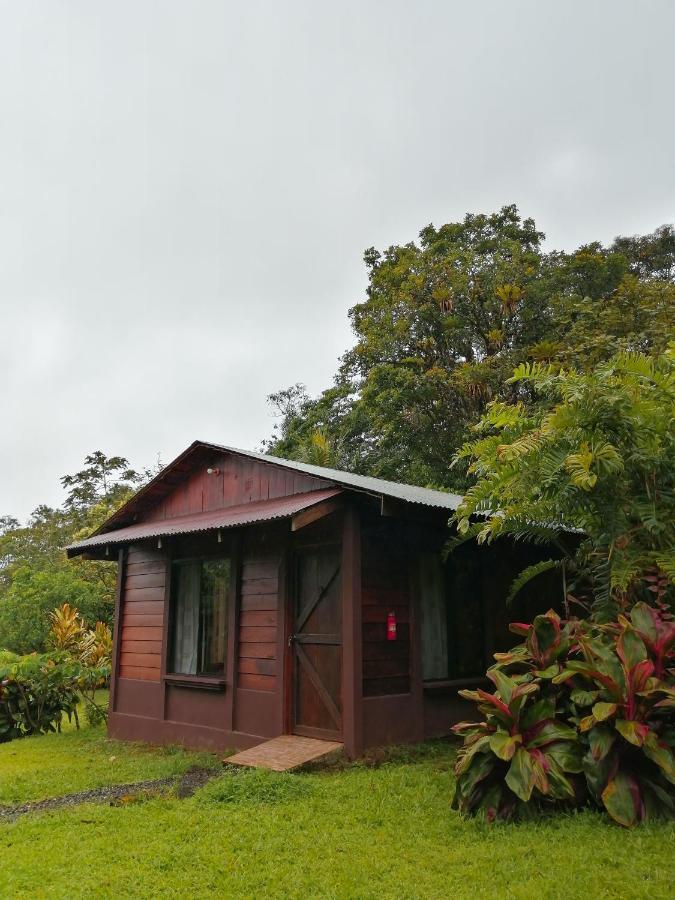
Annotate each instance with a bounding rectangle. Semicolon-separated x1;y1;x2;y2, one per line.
1;0;674;520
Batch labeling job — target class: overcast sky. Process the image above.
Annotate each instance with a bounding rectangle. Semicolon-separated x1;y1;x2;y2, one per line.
1;1;673;521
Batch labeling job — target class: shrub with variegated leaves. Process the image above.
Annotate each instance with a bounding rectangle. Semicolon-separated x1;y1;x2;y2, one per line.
452;605;675;826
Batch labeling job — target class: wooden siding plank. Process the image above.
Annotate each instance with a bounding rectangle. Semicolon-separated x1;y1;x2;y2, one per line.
241;561;278;579
362;641;409;660
119;665;160;681
237;673;276;692
122;626;164;641
122;614;164;628
119;600;164;616
240;577;277;595
363;658;410;678
120;652;161;669
121;640;163;654
239;610;277;628
126;548;165;564
238;657;277;676
363;675;410;696
239;626;277;643
240;594;278;612
125;573;165;589
362;587;407;606
237;642;276;659
125;561;166;575
124;586;166;604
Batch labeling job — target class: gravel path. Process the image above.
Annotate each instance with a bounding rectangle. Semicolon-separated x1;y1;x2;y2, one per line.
0;767;219;822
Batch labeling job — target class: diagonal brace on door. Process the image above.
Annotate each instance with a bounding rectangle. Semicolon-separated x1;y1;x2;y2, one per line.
295;642;341;729
295;564;340;634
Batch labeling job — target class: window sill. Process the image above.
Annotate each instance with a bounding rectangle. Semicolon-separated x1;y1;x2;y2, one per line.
164;673;227;691
423;676;489;695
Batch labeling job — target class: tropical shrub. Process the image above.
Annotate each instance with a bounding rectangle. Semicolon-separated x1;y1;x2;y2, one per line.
0;651;81;742
48;604;112;725
452;606;675;826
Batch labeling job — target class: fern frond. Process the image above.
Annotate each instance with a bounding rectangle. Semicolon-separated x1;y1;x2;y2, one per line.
506;558;563;605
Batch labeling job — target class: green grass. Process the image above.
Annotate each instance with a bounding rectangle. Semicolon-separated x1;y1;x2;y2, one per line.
0;695;220;805
0;726;673;899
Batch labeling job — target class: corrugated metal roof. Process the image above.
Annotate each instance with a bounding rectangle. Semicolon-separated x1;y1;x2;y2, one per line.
66;488;342;556
200;442;464;511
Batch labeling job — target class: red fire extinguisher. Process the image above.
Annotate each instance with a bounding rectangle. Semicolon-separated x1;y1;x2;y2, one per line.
387;610;397;641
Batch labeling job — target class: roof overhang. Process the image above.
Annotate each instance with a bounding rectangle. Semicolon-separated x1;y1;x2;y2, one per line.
66;488;343;558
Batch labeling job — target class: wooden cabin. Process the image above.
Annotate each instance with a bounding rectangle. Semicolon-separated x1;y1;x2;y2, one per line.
67;441;552;758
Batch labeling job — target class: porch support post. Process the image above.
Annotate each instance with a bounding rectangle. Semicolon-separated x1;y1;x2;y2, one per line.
341;502;363;758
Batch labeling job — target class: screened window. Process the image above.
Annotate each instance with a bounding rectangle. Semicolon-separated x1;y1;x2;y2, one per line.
169;559;230;676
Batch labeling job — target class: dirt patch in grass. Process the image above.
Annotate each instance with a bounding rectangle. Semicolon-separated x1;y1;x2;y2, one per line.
0;766;219;822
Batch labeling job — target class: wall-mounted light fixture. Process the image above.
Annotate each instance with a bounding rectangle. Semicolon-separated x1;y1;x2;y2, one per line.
206;467;221;476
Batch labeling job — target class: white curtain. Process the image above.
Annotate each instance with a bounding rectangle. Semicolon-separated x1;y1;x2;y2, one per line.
171;562;201;674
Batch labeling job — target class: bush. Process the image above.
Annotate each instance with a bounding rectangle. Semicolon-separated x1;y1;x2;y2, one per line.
452;605;675;827
0;651;82;742
48;604;112;725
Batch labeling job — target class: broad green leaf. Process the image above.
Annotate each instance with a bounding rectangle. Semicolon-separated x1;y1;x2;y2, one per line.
546;739;584;773
487;668;516;704
588;724;616;761
602;771;642;827
520;696;556;731
616;627;647;671
643;732;675;784
489;730;521;761
592;701;618;722
527;721;577;749
615;719;649;747
505;747;536;802
570;689;599;707
534;664;560;679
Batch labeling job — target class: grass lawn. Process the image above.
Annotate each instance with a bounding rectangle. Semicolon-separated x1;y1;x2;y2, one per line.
0;720;673;899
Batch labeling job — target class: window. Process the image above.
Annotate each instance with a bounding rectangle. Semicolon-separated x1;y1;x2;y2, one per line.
169;558;230;676
418;551;486;682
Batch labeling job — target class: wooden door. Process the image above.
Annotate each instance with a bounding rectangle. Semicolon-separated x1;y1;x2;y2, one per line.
291;544;342;740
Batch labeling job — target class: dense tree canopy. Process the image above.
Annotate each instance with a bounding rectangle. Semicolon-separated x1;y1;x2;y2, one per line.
265;207;674;491
0;452;156;653
453;347;675;621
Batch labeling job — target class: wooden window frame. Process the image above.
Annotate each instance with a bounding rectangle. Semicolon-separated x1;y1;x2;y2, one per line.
164;552;233;688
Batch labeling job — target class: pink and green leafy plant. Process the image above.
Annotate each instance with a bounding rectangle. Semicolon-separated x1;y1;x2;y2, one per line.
452;605;675;826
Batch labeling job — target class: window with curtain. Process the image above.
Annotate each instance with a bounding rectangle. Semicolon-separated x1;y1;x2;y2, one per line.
169;558;230;676
418;551;486;682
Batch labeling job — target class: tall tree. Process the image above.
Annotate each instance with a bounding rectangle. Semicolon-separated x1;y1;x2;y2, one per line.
266;209;674;490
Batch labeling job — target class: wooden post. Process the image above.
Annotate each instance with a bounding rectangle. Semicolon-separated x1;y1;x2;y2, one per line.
225;530;242;733
108;547;126;718
341;503;363;758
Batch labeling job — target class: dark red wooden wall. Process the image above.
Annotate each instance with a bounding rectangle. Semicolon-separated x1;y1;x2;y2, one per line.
118;545;165;681
361;524;411;697
144;453;330;522
237;547;281;693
